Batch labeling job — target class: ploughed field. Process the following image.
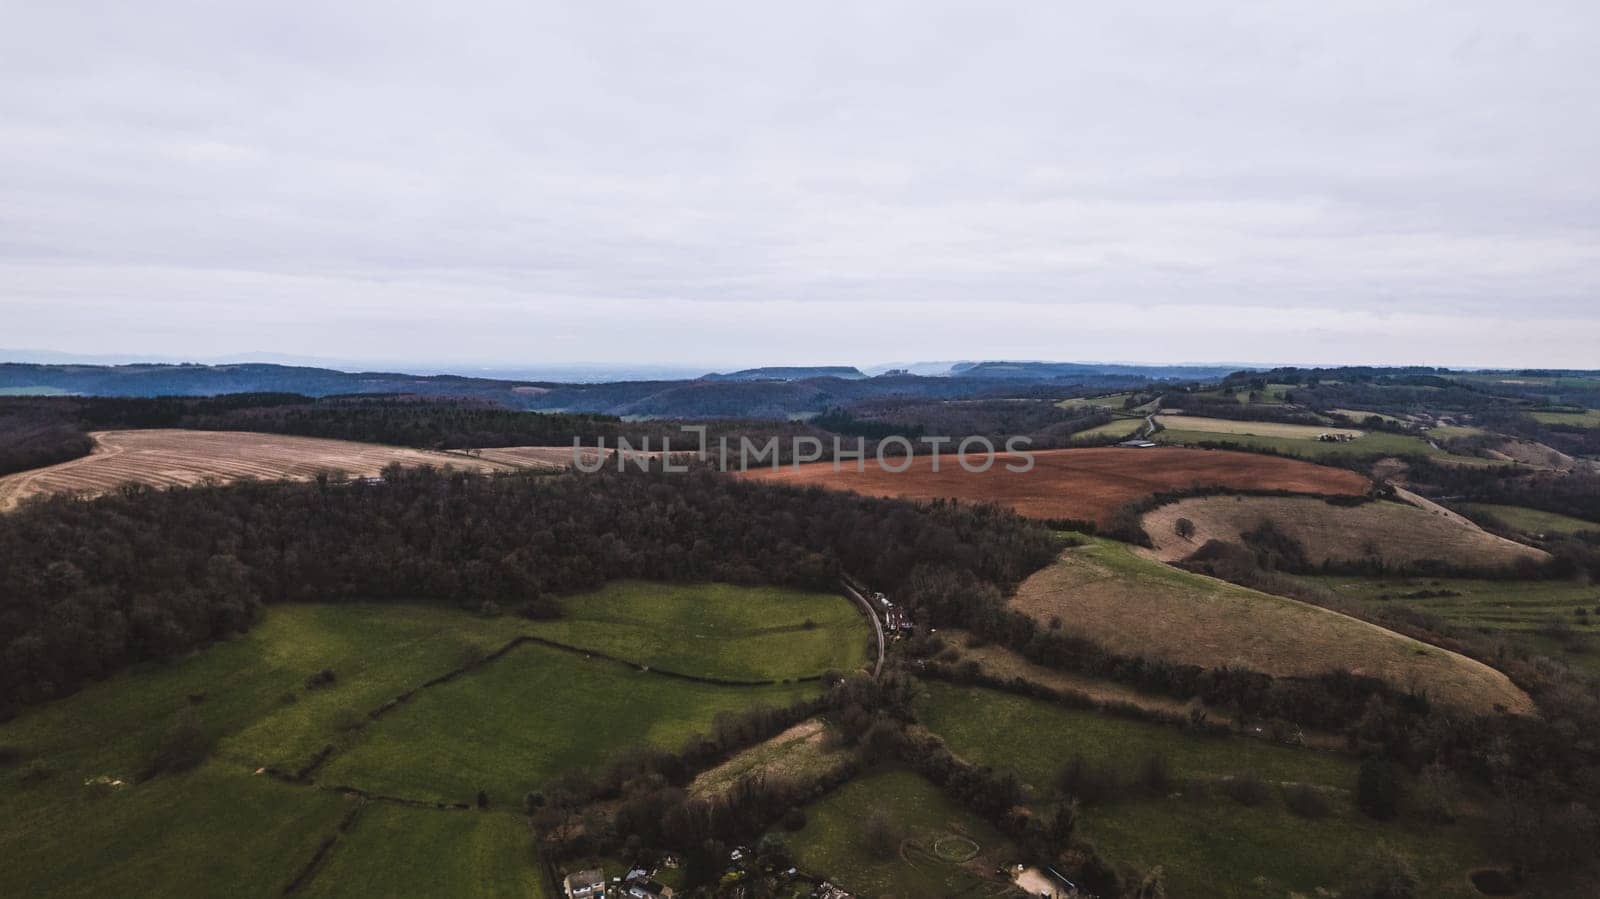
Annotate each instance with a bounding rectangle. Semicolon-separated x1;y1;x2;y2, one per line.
1010;539;1533;716
740;446;1370;526
0;429;516;511
0;582;866;898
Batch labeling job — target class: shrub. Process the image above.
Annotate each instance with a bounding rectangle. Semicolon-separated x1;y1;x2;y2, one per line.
304;668;336;690
142;709;210;779
863;811;902;856
1138;754;1174;795
1284;783;1331;819
1357;756;1401;820
1221;771;1270;806
1055;753;1122;805
1415;762;1459;823
1350;842;1420;899
781;807;807;831
1174;518;1196;539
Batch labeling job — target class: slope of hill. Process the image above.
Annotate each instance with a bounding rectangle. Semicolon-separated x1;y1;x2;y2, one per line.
1009;539;1534;716
1141;494;1548;570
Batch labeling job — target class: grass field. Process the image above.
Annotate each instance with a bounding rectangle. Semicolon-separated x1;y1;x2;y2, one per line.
916;683;1512;899
1460;502;1600;536
784;768;1019;897
0;583;854;896
1141;494;1546;569
1153;414;1361;441
1009;539;1532;715
1309;574;1600;674
741;447;1369;527
0;429;515;511
1152;424;1481;463
1531;409;1600;427
319;643;818;803
301;804;549;898
1071;417;1145;440
531;580;869;682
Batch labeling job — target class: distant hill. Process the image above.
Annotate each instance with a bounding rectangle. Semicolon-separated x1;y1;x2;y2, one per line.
702;366;867;382
955;361;1246;381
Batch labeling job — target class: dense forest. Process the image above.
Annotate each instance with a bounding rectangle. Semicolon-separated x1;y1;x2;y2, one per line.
0;465;1059;713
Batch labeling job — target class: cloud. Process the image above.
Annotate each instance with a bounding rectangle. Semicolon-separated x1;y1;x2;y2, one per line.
2;1;1597;366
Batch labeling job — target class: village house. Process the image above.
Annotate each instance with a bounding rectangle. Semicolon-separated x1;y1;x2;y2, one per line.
563;869;606;899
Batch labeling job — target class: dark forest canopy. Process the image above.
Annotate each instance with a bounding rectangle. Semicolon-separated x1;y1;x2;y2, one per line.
0;465;1060;712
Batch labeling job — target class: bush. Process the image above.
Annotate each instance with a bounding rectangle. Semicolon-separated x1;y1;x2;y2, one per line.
1350;842;1419;899
781;807;807;831
1138;754;1174;795
304;668;336;690
142;709;210;779
863;811;902;856
1284;783;1331;819
1357;757;1401;820
1415;762;1459;823
1055;754;1122;805
1221;771;1270;806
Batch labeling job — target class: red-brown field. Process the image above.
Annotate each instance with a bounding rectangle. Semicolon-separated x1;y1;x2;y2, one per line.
741;446;1371;525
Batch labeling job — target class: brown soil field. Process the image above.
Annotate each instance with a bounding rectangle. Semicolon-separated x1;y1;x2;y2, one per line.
0;430;516;511
740;447;1370;526
1142;494;1548;569
1009;540;1534;716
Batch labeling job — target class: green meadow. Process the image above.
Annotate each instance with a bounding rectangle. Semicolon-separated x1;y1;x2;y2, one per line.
1458;502;1599;536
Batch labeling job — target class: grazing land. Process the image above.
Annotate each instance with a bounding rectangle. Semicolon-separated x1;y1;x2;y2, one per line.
1458;502;1600;536
0;429;513;510
1309;575;1600;674
1153;414;1362;441
0;583;849;896
530;581;869;682
1142;494;1547;569
742;447;1370;526
1009;539;1533;715
1531;409;1600;428
783;768;1019;898
917;683;1507;899
1070;416;1145;440
318;643;818;803
1152;423;1470;462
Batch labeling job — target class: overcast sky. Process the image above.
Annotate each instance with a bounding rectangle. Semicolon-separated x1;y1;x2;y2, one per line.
3;1;1597;370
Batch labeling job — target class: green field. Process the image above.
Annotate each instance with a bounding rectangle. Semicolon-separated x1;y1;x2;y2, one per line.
301;804;548;898
1152;426;1487;463
915;683;1511;899
1310;574;1600;673
0;385;74;395
0;582;855;897
1070;416;1145;440
916;681;1354;791
1458;502;1600;536
1531;409;1600;427
531;580;868;681
784;768;1019;897
320;643;818;803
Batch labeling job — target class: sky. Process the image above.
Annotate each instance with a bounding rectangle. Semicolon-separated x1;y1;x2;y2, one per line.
2;1;1598;370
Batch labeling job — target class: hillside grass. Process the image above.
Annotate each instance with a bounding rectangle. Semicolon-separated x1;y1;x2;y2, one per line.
1458;502;1599;536
529;580;868;682
916;683;1510;899
301;805;549;898
320;644;818;803
1153;414;1360;441
1531;409;1600;427
1152;425;1479;463
1070;416;1145;439
784;768;1019;897
689;719;847;798
1009;539;1533;715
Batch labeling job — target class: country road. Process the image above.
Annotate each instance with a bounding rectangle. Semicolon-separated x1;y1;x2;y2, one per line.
840;579;886;679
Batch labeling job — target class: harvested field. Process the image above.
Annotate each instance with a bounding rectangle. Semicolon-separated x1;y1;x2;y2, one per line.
1009;539;1533;715
1142;495;1547;569
688;719;848;797
740;447;1369;526
0;429;515;510
1154;414;1362;440
462;444;591;469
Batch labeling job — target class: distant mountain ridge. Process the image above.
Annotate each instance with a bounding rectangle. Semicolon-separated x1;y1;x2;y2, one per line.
702;366;867;382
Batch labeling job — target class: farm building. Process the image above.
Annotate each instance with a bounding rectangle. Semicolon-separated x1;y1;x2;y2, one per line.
563;869;607;899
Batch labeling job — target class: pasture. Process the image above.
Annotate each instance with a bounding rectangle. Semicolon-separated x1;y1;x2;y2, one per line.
916;683;1514;899
0;429;513;510
1141;494;1546;569
1531;409;1600;428
1459;502;1599;536
531;580;869;682
741;447;1370;527
1008;539;1532;715
784;768;1019;897
0;583;849;896
1152;423;1472;462
1070;416;1145;440
1152;414;1361;441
